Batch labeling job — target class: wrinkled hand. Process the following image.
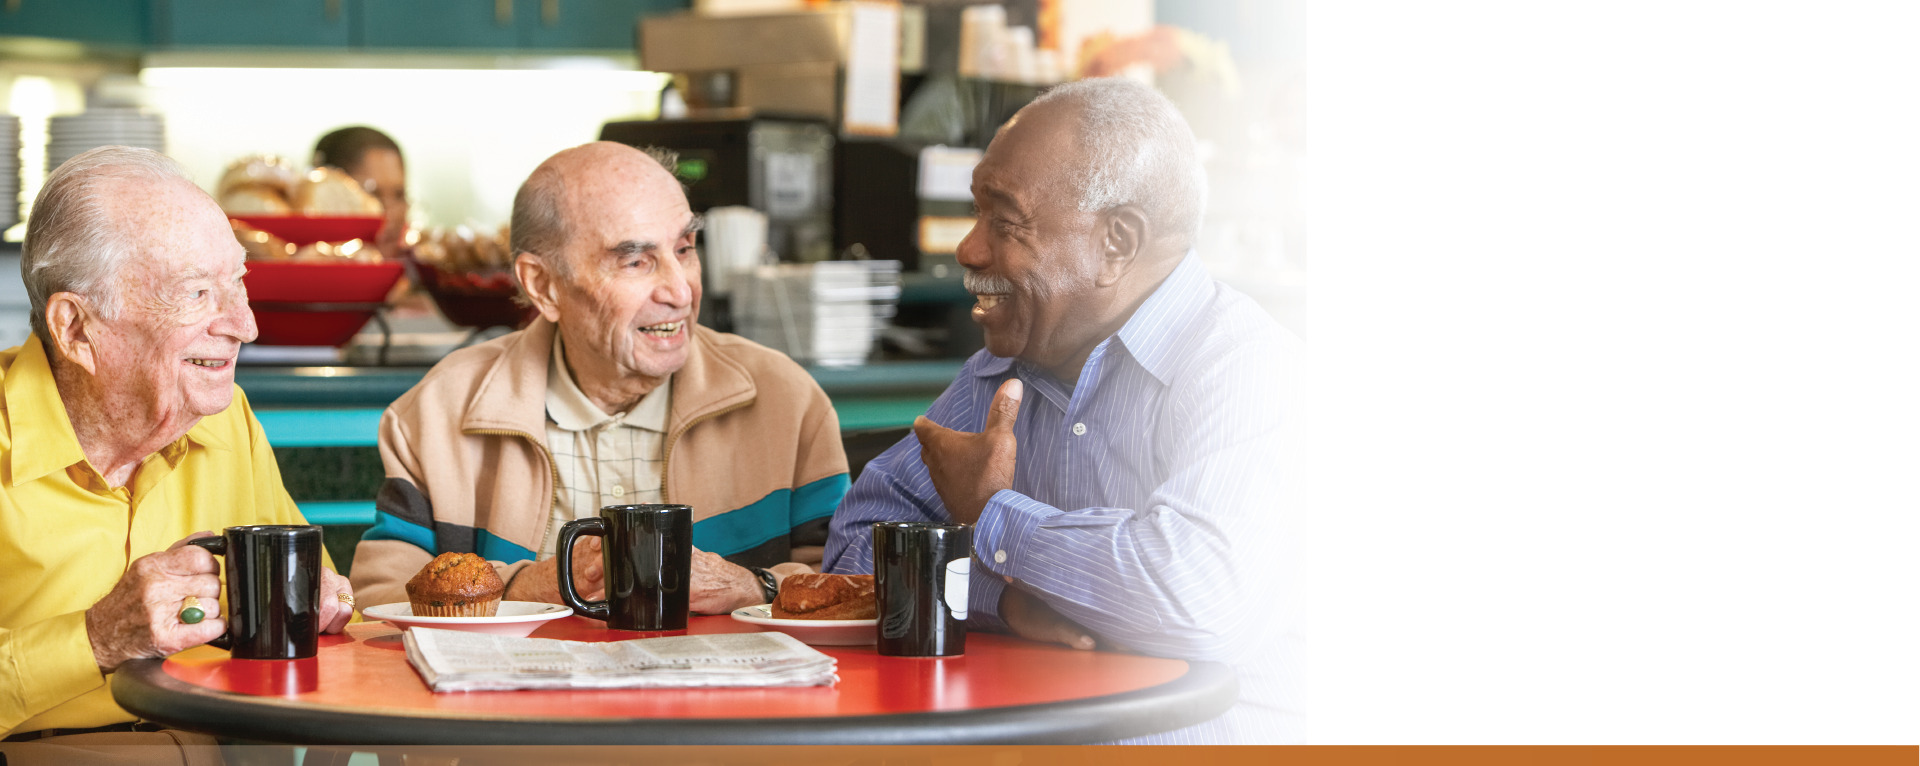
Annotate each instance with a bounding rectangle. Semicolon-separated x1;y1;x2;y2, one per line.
317;567;354;634
690;548;763;614
505;536;604;604
1000;583;1095;650
914;378;1022;524
85;532;227;672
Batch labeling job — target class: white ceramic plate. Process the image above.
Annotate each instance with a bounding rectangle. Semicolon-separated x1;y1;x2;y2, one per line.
729;604;876;646
362;601;572;637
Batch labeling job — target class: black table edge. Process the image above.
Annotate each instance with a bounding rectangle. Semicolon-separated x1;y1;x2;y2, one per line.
112;657;1238;745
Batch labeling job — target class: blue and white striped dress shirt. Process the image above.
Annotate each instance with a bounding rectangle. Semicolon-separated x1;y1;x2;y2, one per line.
826;253;1304;744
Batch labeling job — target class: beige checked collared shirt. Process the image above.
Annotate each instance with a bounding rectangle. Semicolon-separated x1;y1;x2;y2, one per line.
541;333;671;558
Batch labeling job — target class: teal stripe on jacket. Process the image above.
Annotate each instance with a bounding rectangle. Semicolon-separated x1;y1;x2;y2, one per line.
365;473;849;562
694;473;850;557
363;511;538;563
362;509;434;551
476;530;537;563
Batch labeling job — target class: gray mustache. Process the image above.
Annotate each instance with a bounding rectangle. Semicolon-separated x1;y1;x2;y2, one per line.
963;272;1013;294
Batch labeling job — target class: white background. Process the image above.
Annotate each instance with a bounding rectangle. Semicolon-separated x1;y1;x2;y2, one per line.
1298;1;1920;743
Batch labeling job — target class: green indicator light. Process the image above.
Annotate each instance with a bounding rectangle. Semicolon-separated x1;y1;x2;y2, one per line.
677;158;709;183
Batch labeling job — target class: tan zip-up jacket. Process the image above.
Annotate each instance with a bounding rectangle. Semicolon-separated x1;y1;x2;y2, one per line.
349;318;850;608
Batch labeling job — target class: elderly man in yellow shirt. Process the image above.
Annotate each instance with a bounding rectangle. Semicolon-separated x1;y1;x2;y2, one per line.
0;146;354;749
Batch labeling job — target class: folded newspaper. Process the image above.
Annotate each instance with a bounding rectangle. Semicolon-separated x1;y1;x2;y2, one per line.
403;627;838;692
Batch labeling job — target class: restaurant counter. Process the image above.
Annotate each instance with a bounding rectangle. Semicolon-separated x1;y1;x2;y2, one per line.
237;358;963;407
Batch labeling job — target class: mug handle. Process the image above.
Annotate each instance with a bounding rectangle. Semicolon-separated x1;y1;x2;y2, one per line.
185;537;233;651
555;518;609;621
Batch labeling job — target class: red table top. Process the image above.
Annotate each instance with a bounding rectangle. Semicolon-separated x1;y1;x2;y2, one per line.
155;614;1192;722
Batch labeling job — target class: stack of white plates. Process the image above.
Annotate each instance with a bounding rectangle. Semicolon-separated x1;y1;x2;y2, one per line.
732;260;902;367
46;108;165;176
0;115;18;230
0;113;27;349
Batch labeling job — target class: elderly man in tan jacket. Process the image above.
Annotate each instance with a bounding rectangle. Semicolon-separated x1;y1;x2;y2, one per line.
350;142;849;614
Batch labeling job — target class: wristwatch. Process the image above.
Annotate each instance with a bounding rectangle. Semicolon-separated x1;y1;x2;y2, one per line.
750;566;779;604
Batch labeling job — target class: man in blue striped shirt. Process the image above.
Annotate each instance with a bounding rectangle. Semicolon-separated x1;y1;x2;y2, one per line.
825;77;1301;744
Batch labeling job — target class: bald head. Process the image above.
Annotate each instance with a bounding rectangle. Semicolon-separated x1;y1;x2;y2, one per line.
540;140;675;185
1019;77;1207;250
510;141;684;281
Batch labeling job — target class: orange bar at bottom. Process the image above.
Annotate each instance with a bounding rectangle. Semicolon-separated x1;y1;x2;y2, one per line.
1279;746;1917;766
234;745;1920;766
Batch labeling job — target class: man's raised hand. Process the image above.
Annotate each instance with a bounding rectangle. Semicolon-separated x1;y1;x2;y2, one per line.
913;378;1023;524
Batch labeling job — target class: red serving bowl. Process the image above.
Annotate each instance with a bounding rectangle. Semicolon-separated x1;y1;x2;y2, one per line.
412;260;535;329
244;261;405;346
231;214;383;246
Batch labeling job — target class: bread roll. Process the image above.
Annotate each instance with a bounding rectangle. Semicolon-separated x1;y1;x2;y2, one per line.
772;573;876;620
444;230;479;272
217;154;299;197
293;167;383;216
219;183;292;215
232;221;293;260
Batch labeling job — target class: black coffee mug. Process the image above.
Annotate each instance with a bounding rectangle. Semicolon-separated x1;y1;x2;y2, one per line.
874;521;971;657
187;525;323;660
557;504;692;631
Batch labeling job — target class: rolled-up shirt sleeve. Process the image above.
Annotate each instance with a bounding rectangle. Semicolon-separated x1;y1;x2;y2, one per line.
824;441;1014;632
1;611;104;735
824;353;1016;632
822;431;939;575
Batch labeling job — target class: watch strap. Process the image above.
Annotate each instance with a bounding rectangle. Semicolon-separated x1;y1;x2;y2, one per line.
750;566;779;604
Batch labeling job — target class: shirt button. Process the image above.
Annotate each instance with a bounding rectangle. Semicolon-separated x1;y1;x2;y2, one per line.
611;485;626;498
1072;422;1087;436
993;550;1007;564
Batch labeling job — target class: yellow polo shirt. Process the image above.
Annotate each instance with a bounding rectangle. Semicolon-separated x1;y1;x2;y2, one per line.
0;336;321;736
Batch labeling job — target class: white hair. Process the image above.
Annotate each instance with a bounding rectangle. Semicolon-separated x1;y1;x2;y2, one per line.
1027;77;1208;247
23;146;195;341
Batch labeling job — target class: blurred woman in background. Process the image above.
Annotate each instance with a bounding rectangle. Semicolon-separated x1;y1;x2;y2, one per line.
313;126;409;258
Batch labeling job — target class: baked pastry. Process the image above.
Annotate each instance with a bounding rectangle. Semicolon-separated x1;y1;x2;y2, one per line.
771;573;876;620
217;154;299;198
219;184;292;215
406;552;504;617
232;221;293;260
413;225;514;273
293;166;383;216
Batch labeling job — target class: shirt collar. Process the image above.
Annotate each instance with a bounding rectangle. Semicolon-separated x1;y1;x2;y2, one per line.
1114;251;1214;386
967;252;1212;389
181;415;233;452
5;337;90;486
970;354;1015;379
4;337;233;487
545;332;671;433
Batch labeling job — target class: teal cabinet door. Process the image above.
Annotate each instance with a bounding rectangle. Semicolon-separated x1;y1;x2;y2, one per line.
157;0;351;47
517;0;684;52
0;0;689;52
0;0;146;47
360;0;517;50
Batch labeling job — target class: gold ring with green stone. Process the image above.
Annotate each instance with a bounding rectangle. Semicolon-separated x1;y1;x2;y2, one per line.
179;595;205;624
